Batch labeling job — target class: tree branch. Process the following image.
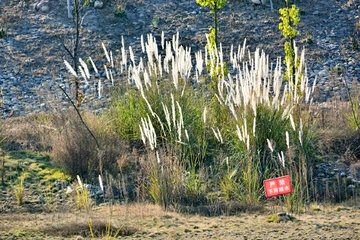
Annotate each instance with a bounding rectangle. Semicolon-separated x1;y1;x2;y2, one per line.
59;86;100;148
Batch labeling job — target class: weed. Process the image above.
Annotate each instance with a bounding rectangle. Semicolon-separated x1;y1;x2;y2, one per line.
89;218;123;239
0;29;5;38
86;59;94;71
351;36;359;50
72;175;91;212
13;171;25;205
151;15;159;28
306;35;313;44
266;213;295;223
310;204;321;211
113;6;126;18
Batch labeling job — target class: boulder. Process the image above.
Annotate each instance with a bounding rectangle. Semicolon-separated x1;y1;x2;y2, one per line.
94;0;103;9
34;1;51;13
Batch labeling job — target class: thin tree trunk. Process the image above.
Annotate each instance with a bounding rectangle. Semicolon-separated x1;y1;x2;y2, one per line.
214;2;218;48
286;0;296;82
74;0;80;103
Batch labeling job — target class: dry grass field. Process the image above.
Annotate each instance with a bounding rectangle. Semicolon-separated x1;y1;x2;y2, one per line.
1;202;360;239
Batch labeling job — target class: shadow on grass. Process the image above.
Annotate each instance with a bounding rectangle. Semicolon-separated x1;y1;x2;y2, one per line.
176;201;264;217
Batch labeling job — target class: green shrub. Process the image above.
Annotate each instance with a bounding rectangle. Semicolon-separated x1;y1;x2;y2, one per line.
279;0;301;83
113;6;126;18
0;29;5;38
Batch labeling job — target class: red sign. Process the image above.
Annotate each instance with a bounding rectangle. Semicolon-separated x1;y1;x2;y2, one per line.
264;176;293;198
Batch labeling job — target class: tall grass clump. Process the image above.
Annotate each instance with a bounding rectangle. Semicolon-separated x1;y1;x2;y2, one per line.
107;33;218;164
13;171;26;205
212;41;317;206
72;175;92;212
143;150;207;209
65;31;318;210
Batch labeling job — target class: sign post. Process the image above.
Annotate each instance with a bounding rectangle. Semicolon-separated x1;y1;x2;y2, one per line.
264;175;293;215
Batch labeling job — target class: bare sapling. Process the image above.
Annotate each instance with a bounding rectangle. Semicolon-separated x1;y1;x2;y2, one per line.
58;0;90;105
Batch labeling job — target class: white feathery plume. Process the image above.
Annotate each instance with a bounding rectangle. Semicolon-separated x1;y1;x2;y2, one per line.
172;55;178;89
277;151;285;168
205;46;208;68
289;114;296;131
140;115;157;150
78;66;88;84
141;35;145;53
162;102;171;132
104;65;110;80
212;127;220;142
89;57;98;74
158;54;163;79
98;80;102;99
129;46;135;66
203;106;207;124
79;58;90;79
228;103;238;121
141;92;155;117
121;36;127;71
144;69;151;89
236;125;243;142
99;175;103;191
102;42;110;63
64;60;78;77
253;117;256;137
185;129;189;142
176;102;183;142
176;101;184;129
77;175;83;191
181;82;186;97
161;31;165;49
246;136;250;151
110;69;114;86
267;139;274;153
218;128;223;144
281;105;291;120
110;51;114;68
139;124;146;145
286;131;290;149
195;50;203;78
171;94;176;131
299;118;303;146
156;151;161;164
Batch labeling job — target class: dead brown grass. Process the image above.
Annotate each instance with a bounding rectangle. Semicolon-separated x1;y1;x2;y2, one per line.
0;112;63;152
312;101;360;164
1;203;359;239
40;218;136;237
51;110;129;181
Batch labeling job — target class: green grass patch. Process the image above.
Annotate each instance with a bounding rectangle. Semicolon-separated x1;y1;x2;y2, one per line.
1;150;70;190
